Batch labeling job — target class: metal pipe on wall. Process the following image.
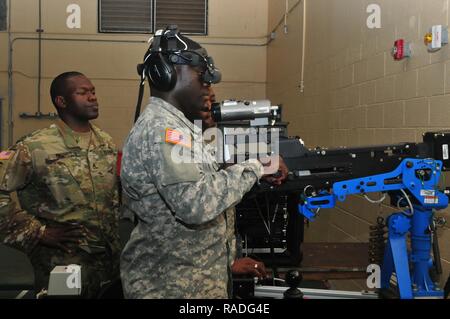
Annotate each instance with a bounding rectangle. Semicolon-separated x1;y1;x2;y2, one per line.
7;0;13;146
7;37;150;141
300;0;306;93
265;0;305;92
18;0;56;119
268;0;302;43
37;0;43;115
284;0;289;34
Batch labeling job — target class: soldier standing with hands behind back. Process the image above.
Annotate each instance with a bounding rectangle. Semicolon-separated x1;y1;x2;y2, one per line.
0;72;121;298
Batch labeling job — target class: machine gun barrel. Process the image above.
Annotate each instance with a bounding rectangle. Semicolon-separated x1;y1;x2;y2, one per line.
251;132;450;196
253;139;424;195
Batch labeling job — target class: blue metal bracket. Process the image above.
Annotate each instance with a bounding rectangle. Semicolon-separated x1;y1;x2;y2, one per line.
300;191;335;221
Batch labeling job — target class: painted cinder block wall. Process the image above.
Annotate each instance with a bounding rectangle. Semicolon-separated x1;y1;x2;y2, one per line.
267;0;450;290
0;0;269;148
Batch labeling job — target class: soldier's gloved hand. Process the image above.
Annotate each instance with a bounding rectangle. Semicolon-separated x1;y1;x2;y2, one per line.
231;257;267;279
259;155;289;186
40;224;85;254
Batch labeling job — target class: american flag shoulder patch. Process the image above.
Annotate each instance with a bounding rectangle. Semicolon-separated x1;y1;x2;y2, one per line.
0;151;14;160
165;128;191;148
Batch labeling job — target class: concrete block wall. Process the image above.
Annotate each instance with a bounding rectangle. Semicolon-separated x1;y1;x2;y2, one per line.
0;0;269;148
267;0;450;289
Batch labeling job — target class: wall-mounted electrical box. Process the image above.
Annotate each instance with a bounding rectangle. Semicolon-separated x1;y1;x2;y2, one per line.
424;25;449;51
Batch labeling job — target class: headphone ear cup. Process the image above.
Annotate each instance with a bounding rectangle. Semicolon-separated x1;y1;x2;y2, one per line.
146;53;177;91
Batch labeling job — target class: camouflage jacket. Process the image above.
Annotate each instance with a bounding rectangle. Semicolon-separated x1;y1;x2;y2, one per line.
0;120;120;260
120;97;263;299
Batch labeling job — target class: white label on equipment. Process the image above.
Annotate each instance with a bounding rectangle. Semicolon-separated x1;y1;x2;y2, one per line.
424;196;438;204
421;190;436;197
443;144;449;160
297;170;312;176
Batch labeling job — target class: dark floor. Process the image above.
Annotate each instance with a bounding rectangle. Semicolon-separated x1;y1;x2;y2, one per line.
0;222;365;299
0;244;35;299
0;220;135;299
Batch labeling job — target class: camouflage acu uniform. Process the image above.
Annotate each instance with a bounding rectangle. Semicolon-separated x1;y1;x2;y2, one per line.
120;97;264;299
0;120;120;298
224;207;238;296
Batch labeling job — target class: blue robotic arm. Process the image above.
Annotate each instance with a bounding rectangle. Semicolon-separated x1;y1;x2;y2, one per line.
299;158;448;299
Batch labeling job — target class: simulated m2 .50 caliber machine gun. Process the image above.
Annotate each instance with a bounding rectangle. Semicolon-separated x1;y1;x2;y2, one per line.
213;99;450;299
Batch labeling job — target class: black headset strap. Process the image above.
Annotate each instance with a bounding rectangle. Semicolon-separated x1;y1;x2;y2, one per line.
134;30;165;123
151;32;162;53
134;79;145;123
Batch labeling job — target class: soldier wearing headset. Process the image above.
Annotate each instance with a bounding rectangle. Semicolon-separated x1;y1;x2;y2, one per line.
120;25;287;298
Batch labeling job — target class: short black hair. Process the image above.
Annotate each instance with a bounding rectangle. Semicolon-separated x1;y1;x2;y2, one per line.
50;71;84;107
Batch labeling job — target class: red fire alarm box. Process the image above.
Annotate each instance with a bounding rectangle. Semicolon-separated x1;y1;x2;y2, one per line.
392;39;411;60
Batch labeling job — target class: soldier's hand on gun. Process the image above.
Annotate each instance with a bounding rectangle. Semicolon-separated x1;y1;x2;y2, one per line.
232;257;267;279
259;155;289;186
40;223;86;254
